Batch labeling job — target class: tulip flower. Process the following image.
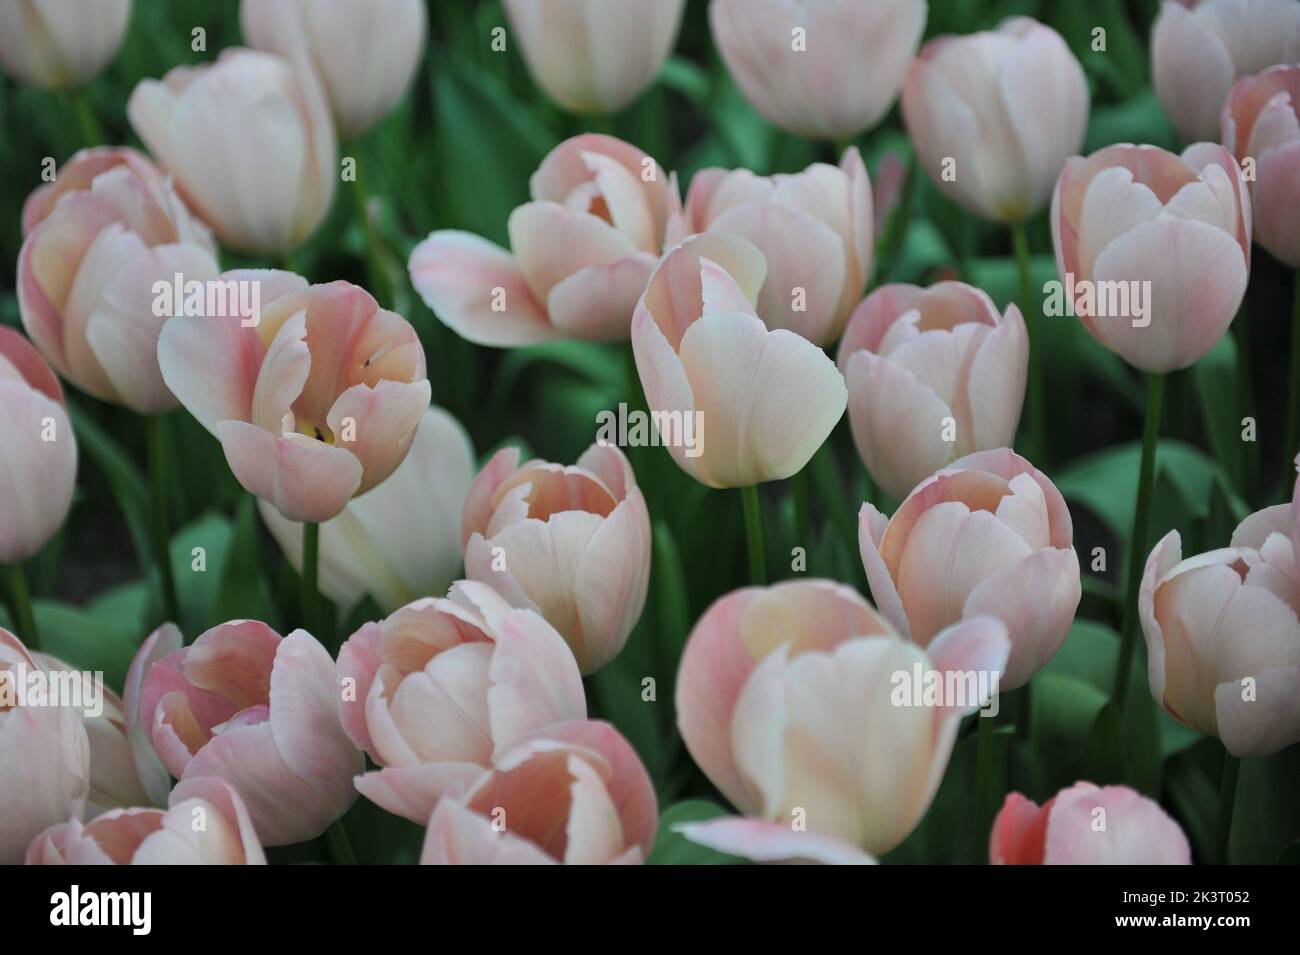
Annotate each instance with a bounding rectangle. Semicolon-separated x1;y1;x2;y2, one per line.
991;782;1191;864
421;719;658;864
668;148;873;345
410;134;675;347
338;581;587;822
1223;66;1300;268
0;0;130;89
461;443;650;674
709;0;927;140
675;580;1009;862
1152;0;1300;144
837;282;1028;501
122;624;181;806
128;48;336;255
241;0;427;140
132;621;363;846
502;0;685;114
859;449;1081;690
26;776;266;865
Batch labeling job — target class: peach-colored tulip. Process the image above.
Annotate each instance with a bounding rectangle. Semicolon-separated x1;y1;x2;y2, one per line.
461;444;650;674
122;624;181;806
128;48;336;255
502;0;685;114
0;0;130;89
410;134;675;347
17;147;218;413
0;328;76;564
0;628;90;863
631;232;847;488
26;776;266;865
837;282;1028;501
1051;142;1251;373
710;0;926;140
338;581;586;822
133;621;362;845
903;17;1088;223
675;580;1009;862
991;782;1191;864
1153;0;1300;143
158;276;431;524
668;149;872;345
421;719;658;864
1223;66;1300;267
859;449;1081;690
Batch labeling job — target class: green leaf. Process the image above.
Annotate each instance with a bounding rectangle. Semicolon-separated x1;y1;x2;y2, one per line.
68;402;151;571
169;511;233;635
1194;333;1246;496
647;800;744;865
32;599;141;691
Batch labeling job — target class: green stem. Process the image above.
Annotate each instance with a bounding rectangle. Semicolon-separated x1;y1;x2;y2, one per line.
69;88;104;147
324;818;357;865
1015;680;1033;742
976;711;995;862
350;141;394;307
1113;373;1166;705
4;563;39;650
302;521;320;640
791;468;810;559
877;153;919;286
740;485;766;585
146;416;180;625
1282;273;1300;499
1011;223;1044;463
1233;305;1257;501
1215;750;1240;864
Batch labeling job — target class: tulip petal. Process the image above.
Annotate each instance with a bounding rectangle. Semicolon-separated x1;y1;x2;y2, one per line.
676;817;876;865
217;421;363;523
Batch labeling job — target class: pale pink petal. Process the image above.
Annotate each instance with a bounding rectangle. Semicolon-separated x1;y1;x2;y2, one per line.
676;817;876;865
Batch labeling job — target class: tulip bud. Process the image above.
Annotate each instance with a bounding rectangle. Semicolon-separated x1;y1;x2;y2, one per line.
0;0;130;89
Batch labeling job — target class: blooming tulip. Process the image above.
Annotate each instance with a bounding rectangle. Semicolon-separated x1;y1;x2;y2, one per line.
837;282;1028;501
1153;0;1300;144
709;0;926;140
461;443;650;673
122;624;181;806
631;232;847;488
132;621;362;845
1223;65;1300;267
675;580;1009;862
1050;142;1251;373
338;581;586;822
859;449;1081;690
18;147;218;413
26;776;266;865
502;0;685;114
158;276;431;524
902;17;1088;223
0;0;130;89
128;48;336;254
668;148;872;345
421;719;657;864
410;134;674;346
991;782;1191;864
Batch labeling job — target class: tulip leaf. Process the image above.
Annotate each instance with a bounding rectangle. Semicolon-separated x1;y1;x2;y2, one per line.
1194;332;1248;498
67;402;152;574
647;800;745;865
1228;746;1300;864
28;599;141;692
214;495;279;631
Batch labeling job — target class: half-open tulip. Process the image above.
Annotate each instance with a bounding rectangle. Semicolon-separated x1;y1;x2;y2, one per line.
159;276;431;524
837;282;1028;501
1223;65;1300;267
338;581;586;822
0;0;130;89
128;48;336;254
675;580;1009;862
421;719;657;864
461;443;649;673
903;17;1088;223
992;782;1191;864
1050;142;1251;373
710;0;926;140
631;232;847;487
410;134;674;346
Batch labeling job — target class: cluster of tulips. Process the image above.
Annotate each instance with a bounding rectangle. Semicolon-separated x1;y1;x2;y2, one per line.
1;0;1299;866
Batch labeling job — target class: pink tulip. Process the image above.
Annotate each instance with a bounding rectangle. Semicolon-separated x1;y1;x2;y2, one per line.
410;134;675;346
991;782;1191;864
420;719;657;864
709;0;927;140
675;580;1009;861
133;621;362;846
128;48;336;254
631;232;847;487
461;443;650;674
158;276;430;524
502;0;685;114
123;624;181;806
17;147;218;413
668;148;872;345
1223;65;1300;267
1153;0;1300;143
26;776;266;865
1051;142;1251;373
859;449;1081;690
903;17;1088;223
837;282;1028;501
338;581;586;822
0;0;130;89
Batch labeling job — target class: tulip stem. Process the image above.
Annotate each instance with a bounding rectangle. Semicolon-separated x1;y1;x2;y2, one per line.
350;142;394;308
302;522;321;639
1011;223;1045;463
791;468;810;559
1113;372;1165;706
146;415;180;626
976;711;995;862
3;562;39;650
1214;750;1240;864
324;818;357;865
68;87;104;147
740;485;766;585
1282;272;1300;499
877;153;918;286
